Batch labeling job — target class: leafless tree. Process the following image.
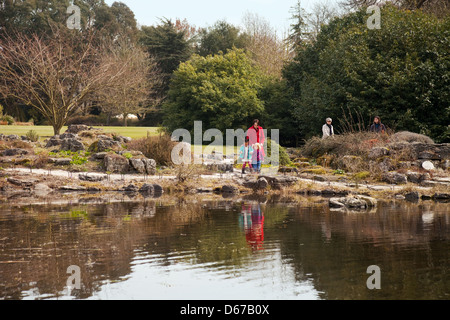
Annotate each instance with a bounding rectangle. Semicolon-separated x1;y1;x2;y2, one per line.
98;39;163;126
0;28;127;135
305;1;341;41
242;12;293;78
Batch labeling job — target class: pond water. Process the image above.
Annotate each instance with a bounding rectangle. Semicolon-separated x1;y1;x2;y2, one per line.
0;195;449;300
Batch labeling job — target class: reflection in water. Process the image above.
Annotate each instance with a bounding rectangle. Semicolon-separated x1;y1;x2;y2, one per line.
0;197;449;300
239;203;264;251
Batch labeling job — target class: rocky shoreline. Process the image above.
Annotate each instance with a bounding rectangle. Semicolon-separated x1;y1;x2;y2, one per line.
1;125;449;211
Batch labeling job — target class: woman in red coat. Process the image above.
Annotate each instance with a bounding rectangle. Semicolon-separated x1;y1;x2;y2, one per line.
246;119;265;173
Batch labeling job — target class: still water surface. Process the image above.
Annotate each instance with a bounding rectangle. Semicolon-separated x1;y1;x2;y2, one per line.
0;196;449;300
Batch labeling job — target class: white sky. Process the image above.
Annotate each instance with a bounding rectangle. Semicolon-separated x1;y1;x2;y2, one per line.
104;0;334;35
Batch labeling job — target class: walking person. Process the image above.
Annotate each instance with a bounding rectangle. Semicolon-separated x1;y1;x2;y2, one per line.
370;116;386;134
247;119;265;174
322;118;334;139
239;136;254;174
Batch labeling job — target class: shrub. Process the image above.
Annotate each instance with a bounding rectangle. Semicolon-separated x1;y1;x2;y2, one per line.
265;138;291;166
302;167;327;175
390;131;434;144
301;132;388;158
1;115;15;125
25;130;40;142
126;134;177;166
123;152;133;159
353;171;371;180
70;153;88;166
33;151;50;168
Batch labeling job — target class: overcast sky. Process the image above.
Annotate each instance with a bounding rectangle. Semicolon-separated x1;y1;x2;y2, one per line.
104;0;335;35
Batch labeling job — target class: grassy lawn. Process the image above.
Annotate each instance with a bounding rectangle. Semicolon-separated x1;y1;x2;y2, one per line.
191;144;238;155
0;125;160;139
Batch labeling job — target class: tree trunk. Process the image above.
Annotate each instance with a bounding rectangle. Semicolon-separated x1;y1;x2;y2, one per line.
123;113;128;127
53;125;62;136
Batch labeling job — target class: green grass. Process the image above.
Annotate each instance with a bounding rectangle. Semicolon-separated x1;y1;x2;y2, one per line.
191;144;238;156
0;125;159;140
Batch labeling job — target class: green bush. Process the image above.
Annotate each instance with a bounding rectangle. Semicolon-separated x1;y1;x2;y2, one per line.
70;153;88;166
265;138;291;166
1;115;15;125
25;130;40;142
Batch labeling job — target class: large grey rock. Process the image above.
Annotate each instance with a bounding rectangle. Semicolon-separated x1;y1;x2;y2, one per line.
406;171;430;184
46;136;62;148
130;158;146;174
92;152;108;160
79;174;107;182
404;192;420;202
123;184;138;192
141;158;157;175
59;185;87;191
259;175;299;189
221;185;239;194
104;154;129;173
61;138;85;152
329;195;377;209
66;124;90;134
139;183;163;197
59;132;78;140
7;177;39;187
97;139;122;152
2;148;29;156
256;177;269;190
5;134;20;141
382;172;408;185
49;158;72;166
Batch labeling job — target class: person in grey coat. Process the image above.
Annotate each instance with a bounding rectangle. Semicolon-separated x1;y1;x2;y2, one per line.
322;118;334;138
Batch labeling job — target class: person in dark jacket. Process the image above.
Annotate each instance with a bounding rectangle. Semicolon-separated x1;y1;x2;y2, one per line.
370;116;386;134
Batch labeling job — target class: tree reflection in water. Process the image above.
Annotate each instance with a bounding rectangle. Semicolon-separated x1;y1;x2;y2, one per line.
0;196;448;300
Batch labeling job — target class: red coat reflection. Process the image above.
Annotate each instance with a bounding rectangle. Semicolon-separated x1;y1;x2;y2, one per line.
240;203;265;251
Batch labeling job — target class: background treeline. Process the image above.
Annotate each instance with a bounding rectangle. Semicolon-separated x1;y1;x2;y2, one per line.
0;0;448;144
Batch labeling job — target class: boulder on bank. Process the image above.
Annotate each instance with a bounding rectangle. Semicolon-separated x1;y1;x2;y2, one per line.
130;158;146;174
139;183;164;197
79;174;107;182
129;158;156;175
7;177;40;187
141;158;156;175
2;148;29;156
60;138;85;152
259;175;299;189
221;185;239;194
104;154;129;173
103;154;156;175
46;132;85;152
97;138;122;152
329;195;377;210
66;124;90;134
382;172;408;185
